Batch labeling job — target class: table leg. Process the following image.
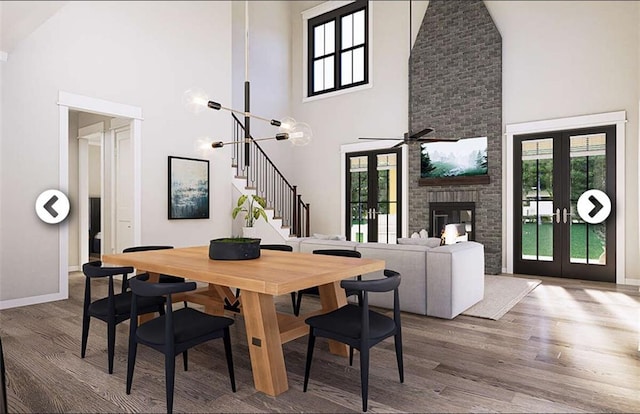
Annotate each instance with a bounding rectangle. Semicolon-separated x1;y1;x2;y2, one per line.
240;291;288;396
318;281;349;357
205;284;225;315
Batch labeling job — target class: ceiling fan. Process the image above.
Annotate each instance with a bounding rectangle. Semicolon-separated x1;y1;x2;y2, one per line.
358;1;459;147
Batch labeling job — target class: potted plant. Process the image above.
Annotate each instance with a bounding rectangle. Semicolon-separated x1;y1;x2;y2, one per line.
208;194;268;260
232;194;268;228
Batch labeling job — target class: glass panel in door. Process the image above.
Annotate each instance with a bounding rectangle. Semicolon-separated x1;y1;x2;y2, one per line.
376;153;397;243
568;133;607;265
520;138;555;262
349;155;368;242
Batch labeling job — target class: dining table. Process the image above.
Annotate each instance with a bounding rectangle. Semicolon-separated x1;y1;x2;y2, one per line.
102;245;385;396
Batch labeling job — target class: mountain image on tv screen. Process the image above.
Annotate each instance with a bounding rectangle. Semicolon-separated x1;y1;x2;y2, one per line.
420;136;488;178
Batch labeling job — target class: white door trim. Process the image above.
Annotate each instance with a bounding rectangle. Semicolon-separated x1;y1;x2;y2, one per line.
58;91;142;293
504;111;626;284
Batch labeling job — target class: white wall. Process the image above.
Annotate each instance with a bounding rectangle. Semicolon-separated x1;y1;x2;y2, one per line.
0;1;233;303
287;1;410;235
232;1;293;175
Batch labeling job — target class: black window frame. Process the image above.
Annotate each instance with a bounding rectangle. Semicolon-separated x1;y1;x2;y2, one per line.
308;0;369;97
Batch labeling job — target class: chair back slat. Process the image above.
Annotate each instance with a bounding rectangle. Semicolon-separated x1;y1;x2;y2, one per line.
340;273;400;293
82;261;134;278
123;246;173;253
260;244;293;252
129;275;196;297
312;249;361;258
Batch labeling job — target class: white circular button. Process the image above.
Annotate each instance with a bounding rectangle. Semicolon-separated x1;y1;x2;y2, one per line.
577;189;611;224
35;189;70;224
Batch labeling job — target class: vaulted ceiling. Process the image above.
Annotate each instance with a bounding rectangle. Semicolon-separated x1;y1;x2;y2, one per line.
1;1;68;54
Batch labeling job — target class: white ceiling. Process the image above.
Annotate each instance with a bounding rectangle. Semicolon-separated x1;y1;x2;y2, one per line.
1;1;68;54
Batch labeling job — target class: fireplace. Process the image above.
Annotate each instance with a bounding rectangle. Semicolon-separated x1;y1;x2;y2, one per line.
430;202;476;240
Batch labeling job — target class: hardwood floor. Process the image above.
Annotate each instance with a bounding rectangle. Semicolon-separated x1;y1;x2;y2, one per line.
1;273;638;413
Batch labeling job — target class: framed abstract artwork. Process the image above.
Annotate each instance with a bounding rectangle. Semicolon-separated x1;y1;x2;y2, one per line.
168;156;210;219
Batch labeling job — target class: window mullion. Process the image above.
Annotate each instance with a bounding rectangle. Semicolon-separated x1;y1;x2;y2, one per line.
335;15;341;91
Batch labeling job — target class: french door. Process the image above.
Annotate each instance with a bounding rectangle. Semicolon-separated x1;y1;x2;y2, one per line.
346;148;402;243
514;126;616;282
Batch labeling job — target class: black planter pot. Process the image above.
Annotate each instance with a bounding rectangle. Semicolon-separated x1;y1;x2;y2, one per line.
209;238;261;260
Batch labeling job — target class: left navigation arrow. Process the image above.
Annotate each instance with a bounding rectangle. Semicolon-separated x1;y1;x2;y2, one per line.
43;195;60;218
35;190;70;224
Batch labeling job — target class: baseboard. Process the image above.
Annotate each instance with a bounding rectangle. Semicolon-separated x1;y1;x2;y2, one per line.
0;291;67;310
623;278;640;286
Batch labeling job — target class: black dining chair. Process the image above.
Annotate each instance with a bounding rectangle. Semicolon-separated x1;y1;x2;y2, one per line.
0;336;7;414
126;275;236;414
293;249;362;316
81;261;165;374
122;246;185;291
303;269;404;412
259;244;297;313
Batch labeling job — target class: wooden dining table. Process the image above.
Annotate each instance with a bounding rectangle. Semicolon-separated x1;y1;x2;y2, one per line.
102;245;385;396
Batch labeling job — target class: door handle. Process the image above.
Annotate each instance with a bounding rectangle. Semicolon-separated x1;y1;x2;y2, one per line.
554;208;561;224
563;207;571;224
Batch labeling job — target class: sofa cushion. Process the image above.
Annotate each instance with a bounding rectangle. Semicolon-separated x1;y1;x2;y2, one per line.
355;243;429;315
397;237;441;248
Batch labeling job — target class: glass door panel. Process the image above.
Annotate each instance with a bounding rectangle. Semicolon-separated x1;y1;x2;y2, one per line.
520;138;554;262
349;156;368;242
568;133;607;265
376;153;397;243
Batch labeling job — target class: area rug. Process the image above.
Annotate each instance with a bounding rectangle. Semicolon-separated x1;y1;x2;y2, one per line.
461;275;541;320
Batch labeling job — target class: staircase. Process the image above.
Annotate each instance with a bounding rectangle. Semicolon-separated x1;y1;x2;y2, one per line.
230;114;310;239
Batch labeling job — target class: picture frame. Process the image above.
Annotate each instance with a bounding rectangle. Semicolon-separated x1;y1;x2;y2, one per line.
168;156;210;219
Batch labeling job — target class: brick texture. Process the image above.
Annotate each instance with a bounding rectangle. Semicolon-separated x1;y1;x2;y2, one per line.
408;0;502;274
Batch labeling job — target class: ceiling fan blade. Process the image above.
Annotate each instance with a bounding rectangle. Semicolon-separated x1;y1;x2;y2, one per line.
408;127;435;139
415;136;461;143
358;137;403;141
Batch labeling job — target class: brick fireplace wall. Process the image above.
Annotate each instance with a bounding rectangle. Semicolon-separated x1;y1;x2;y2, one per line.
408;0;502;274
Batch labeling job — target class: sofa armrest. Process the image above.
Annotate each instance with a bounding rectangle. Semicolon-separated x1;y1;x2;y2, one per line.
356;243;430;315
426;242;485;319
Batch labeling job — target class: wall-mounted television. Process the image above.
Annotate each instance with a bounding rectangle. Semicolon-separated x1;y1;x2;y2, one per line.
419;136;489;185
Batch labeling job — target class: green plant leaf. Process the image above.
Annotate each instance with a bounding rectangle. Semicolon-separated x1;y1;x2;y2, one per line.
237;194;248;207
253;195;267;208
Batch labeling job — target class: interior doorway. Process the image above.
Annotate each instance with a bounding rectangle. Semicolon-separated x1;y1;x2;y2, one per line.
59;91;142;286
74;115;137;268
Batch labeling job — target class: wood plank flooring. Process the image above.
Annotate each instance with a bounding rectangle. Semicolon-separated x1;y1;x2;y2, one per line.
0;273;638;413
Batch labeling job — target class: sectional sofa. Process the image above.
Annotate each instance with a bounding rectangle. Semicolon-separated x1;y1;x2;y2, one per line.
285;237;485;319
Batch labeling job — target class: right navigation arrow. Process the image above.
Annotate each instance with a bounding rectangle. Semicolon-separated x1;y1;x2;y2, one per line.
588;195;603;218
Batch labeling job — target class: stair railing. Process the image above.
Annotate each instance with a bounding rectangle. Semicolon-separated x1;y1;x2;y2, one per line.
231;114;310;237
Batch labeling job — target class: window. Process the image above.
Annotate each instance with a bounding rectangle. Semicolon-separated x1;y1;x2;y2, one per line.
308;0;368;97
